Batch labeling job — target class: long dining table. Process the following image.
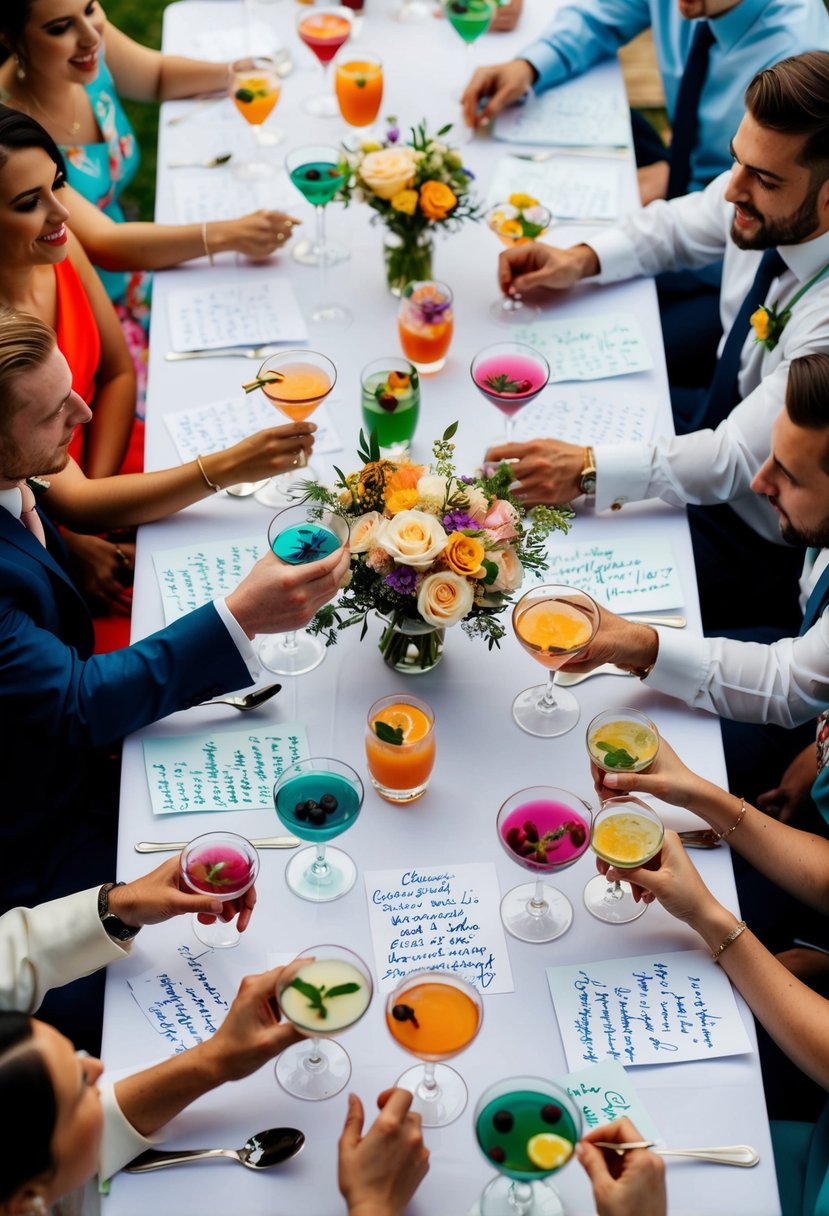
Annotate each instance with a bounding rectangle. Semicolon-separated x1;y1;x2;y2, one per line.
101;1;782;1212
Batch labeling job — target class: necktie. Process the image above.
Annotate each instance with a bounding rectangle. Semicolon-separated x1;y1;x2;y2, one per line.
18;480;46;547
667;20;715;200
800;549;829;635
693;248;787;432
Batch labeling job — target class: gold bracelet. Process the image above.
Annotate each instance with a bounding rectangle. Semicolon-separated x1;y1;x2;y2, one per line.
201;220;214;266
196;454;221;492
711;919;747;962
716;797;746;840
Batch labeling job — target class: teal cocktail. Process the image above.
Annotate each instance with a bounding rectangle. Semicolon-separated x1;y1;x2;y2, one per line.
274;758;364;902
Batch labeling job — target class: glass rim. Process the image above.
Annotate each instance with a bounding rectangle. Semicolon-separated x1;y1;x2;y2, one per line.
497;784;591;817
179;831;260;894
360;356;418;382
590;796;665;866
333;48;382;68
366;692;435;739
400;278;453;303
256;349;337;404
511;583;601;650
296;4;354;28
586;707;661;770
385;967;482;1004
230;54;278;71
273;755;365;799
276;944;374;1030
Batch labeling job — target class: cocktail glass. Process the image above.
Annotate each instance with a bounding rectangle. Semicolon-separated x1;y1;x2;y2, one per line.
229;56;282;177
471;342;550;445
586;708;660;777
497;786;591;943
259;499;349;676
286;144;350;323
486;199;552;323
273;757;364;901
365;693;435;803
360;358;420;458
511;583;600;738
398;281;454;375
474;1076;582;1215
275;944;373;1099
296;6;352;117
442;0;497;89
334;51;383;130
386;970;482;1126
396;0;430;22
584;795;664;924
179;831;259;949
247;348;336;507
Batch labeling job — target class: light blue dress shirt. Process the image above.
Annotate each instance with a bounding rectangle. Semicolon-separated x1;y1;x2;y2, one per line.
521;0;829;192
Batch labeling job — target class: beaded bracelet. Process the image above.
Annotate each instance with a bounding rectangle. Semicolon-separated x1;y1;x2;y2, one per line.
716;797;746;840
196;454;221;492
712;919;747;962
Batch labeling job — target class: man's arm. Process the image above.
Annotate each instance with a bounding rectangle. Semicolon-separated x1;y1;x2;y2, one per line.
519;0;651;94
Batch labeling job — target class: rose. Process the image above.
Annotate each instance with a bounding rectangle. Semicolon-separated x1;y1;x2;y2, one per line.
483;498;520;542
391;188;418;216
444;533;485;578
385;488;420;515
416;473;451;509
378;510;447;569
461;484;489;523
360;147;417;200
750;306;771;342
349;511;384;553
488;548;524;593
417;571;475;627
419;181;457;221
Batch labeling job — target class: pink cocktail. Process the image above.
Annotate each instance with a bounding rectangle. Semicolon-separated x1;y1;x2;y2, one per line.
470;342;549;442
500;798;589;871
180;831;260;949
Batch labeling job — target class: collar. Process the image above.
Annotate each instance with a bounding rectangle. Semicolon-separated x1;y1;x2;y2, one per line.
778;227;829;285
0;485;24;521
706;0;765;53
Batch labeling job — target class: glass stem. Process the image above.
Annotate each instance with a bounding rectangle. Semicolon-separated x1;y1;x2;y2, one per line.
537;671;559;713
528;877;548;917
418;1060;440;1101
504;414;514;444
281;630;299;654
305;1036;325;1068
316;204;329;305
508;1182;535;1215
607;879;624;902
311;842;329;876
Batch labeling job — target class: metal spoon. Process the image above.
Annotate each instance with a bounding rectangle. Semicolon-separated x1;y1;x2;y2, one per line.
225;479;272;498
509;147;629;162
135;835;300;853
126;1127;305;1172
167;153;233;169
592;1140;758;1167
555;662;633;687
199;683;282;711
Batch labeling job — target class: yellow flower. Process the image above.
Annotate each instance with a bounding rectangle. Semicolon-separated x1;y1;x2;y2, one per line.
499;219;523;239
391;188;418;215
508;193;538;209
444;532;486;577
385;488;420;515
419;180;457;221
750;306;771;342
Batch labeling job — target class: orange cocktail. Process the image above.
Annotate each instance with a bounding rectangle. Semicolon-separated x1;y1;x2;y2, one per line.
335;53;383;127
232;73;280;125
398;281;454;374
365;694;435;803
513;598;594;669
262;361;333;422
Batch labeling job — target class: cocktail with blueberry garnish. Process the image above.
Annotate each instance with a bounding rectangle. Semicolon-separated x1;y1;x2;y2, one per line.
497;786;590;943
286;144;350;323
273;757;364;902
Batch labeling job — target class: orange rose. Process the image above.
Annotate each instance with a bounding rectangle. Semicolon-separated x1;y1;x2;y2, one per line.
444;532;485;577
385;461;426;497
386;488;420;515
419;181;457;221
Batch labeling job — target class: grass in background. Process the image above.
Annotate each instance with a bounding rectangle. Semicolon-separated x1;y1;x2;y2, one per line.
105;0;167;219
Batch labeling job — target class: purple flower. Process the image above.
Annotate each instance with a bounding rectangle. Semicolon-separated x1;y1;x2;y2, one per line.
443;510;480;533
384;565;418;594
461;167;475;180
459;475;475;485
416;296;452;324
386;126;400;143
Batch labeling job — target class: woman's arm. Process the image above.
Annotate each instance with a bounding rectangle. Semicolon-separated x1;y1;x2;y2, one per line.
103;21;231;101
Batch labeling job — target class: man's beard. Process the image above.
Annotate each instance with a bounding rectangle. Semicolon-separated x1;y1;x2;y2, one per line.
730;176;823;250
773;499;829;549
0;440;70;483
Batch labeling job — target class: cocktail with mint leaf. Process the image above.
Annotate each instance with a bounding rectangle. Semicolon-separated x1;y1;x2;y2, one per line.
587;708;660;776
179;831;259;949
471;342;550;443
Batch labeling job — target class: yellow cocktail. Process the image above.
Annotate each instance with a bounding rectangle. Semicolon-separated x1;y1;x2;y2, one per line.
586;708;660;774
584;796;664;924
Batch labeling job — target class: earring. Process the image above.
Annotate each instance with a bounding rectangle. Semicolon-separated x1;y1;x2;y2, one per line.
26;1199;46;1215
14;55;26;81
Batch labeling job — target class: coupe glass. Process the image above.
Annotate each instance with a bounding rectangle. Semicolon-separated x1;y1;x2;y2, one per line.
486;200;552;322
386;970;482;1126
179;831;259;949
398;281;454;375
273;757;364;901
474;1076;582;1215
471;342;549;445
275;944;373;1099
296;6;352;117
586;708;660;776
360;358;420;458
286;144;350;324
511;584;600;737
497;786;591;943
229;56;282;177
584;795;664;924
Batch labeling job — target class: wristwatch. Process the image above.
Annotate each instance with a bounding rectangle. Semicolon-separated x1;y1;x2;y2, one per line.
98;882;141;942
578;446;597;496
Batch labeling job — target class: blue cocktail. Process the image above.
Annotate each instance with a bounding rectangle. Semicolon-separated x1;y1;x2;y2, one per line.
274;757;364;901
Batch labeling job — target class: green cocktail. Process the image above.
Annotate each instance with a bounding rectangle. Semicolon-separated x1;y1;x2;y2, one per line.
289;159;348;206
444;0;495;42
360;358;420;457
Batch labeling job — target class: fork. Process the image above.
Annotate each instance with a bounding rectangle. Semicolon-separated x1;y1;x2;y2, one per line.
165;345;284;362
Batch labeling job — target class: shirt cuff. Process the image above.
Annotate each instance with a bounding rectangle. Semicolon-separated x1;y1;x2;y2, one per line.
594;443;654;513
645;628;709;702
520;41;568;91
589;228;642;283
99;1081;166;1181
214;595;262;682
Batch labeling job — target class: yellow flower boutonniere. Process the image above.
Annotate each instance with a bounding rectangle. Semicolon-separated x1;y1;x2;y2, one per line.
750;304;789;352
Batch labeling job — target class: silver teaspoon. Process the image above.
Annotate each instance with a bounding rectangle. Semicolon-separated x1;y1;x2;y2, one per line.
592;1140;758;1166
126;1127;305;1172
167;153;233;169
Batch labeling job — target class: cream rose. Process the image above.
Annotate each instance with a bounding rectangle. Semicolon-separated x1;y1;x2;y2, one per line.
417;571;475;627
489;548;524;593
349;511;384;553
416;473;451;512
360;147;417;200
378;510;448;569
461;484;489;523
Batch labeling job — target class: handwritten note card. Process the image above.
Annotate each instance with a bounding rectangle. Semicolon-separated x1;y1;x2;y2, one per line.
167;279;308;351
127;944;239;1054
560;1060;660;1140
143;724;309;815
163;397;342;469
515;390;657;446
152;536;265;624
487;157;619;221
173;173;292;225
546;950;753;1070
493;81;631;148
543;537;683;614
512;315;653;382
364;863;514;995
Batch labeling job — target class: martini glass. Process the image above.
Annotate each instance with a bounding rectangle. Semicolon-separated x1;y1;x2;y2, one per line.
486;200;552;322
442;0;497;92
584;795;664;924
286;144;350;324
248;349;336;507
511;583;600;737
273;757;364;901
229;56;282;177
276;944;373;1099
474;1077;582;1215
179;831;259;949
386;970;482;1126
497;786;591;943
259;499;349;676
296;6;352;117
471;343;550;445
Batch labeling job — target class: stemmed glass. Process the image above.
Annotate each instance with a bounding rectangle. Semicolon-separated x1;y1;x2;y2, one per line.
497;786;591;943
296;6;352;117
179;831;259;949
286;144;350;324
471;342;550;445
259;499;349;676
229;56;282;178
511;583;600;737
586;708;660;776
583;795;664;924
474;1077;582;1215
441;0;497;91
275;944;373;1099
486;200;552;322
386;970;482;1126
273;757;364;901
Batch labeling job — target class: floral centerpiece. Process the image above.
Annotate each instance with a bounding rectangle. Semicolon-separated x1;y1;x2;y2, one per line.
340;118;480;295
303;425;573;672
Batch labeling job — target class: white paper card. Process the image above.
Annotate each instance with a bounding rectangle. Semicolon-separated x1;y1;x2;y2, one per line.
152;536;265;624
543;536;683;613
487;157;619;221
143;724;309;815
512;315;653;382
515;388;657;445
187;23;279;61
546;950;753;1070
560;1060;660;1140
172;173;292;225
364;863;514;995
167;279;308;351
493;82;631;148
127;944;243;1053
162;397;342;470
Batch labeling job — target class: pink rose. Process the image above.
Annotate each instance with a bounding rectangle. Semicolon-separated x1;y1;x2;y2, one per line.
483;499;520;543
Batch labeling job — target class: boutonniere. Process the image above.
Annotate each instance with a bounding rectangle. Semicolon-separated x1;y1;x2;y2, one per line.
751;260;829;353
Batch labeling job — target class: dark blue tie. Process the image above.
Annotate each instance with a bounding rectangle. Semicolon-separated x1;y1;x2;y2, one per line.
692;248;787;432
667;20;715;200
801;551;829;635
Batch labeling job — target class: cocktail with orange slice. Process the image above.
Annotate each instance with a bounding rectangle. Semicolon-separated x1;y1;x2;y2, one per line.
398;281;454;375
485;196;552;322
334;51;383;128
512;583;600;737
229;56;282;177
365;694;435;803
297;6;352;117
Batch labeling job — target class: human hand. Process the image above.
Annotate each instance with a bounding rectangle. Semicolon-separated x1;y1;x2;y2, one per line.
64;532;134;615
604;829;720;925
107;857;257;931
223;210;301;259
461;58;535;127
498;241;599;299
484;439;583;505
576;1117;666;1216
592;736;711;812
226;544;351;639
637;161;670;206
489;0;523;32
757;744;817;825
218;423;317;485
201;967;304;1082
338;1088;430;1216
557;605;658;676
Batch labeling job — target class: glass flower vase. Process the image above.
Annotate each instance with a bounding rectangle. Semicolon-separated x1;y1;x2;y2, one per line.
378;616;445;673
383;230;434;298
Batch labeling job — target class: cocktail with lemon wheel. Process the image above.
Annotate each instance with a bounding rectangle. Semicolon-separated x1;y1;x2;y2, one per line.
334;51;383;129
587;708;659;776
486;196;552;322
474;1077;582;1215
229;56;282;177
511;584;600;737
365;694;435;803
584;796;664;924
297;7;352;116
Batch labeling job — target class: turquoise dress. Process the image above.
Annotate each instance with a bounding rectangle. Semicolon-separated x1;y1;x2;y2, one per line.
773;1106;829;1215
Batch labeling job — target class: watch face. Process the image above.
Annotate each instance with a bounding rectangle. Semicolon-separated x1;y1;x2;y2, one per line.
581;473;597;495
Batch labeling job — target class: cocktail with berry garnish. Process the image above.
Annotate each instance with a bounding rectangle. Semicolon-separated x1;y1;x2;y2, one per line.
179;831;259;949
229;56;282;177
360;359;420;457
273;757;364;902
397;281;454;374
497;786;591;943
441;0;497;94
474;1077;582;1215
286;144;350;322
471;342;550;444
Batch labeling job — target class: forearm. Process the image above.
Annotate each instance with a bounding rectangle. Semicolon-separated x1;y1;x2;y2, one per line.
77;219;239;272
83;374;136;479
113;1042;226;1136
157;56;230;100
